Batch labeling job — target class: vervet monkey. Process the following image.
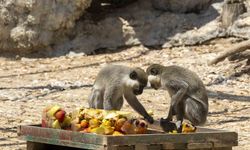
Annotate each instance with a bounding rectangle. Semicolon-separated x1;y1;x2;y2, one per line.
146;64;208;127
89;64;154;123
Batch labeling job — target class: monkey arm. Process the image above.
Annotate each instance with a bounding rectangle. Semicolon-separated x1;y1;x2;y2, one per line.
124;92;154;124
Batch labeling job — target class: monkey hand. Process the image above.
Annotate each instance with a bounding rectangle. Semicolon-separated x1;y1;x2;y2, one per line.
160;118;178;133
144;115;154;124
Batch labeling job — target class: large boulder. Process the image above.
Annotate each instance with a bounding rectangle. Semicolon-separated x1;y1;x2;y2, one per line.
0;0;91;53
151;0;213;13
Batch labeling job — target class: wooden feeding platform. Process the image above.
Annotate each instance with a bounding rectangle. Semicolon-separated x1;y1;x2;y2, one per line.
18;124;238;150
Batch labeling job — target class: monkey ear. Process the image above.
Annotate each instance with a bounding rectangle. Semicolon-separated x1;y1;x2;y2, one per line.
150;68;159;75
130;71;137;80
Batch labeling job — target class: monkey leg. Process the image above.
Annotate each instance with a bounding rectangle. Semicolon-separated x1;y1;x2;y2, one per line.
165;79;189;121
184;98;207;126
88;89;103;109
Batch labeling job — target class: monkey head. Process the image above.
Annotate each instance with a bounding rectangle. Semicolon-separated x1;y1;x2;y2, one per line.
125;68;148;95
146;64;164;90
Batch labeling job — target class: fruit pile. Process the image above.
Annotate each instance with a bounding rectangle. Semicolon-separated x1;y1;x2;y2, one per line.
70;108;148;135
42;106;148;135
42;105;71;129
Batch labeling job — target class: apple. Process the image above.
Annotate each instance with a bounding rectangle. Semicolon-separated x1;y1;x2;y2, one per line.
80;120;89;128
55;110;66;122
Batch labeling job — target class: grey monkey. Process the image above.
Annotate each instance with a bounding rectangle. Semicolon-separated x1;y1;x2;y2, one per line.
89;64;154;124
146;64;208;127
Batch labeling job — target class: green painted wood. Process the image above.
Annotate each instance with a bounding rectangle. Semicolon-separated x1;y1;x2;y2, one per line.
18;125;238;150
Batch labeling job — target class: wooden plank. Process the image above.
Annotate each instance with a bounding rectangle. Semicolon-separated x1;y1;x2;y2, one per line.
18;125;106;149
135;144;162;150
22;136;104;149
187;143;213;149
18;125;107;144
18;125;238;149
105;132;237;146
214;148;232;150
162;143;186;149
27;141;92;150
104;145;134;150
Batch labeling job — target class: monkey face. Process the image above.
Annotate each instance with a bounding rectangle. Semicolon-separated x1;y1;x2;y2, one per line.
127;68;148;95
146;64;163;90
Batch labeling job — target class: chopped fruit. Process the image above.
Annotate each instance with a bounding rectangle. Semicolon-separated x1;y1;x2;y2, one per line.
101;119;113;127
81;127;92;133
80;120;89;128
55;110;66;122
52;120;61;129
114;118;127;131
112;131;124;136
71;123;82;131
90;127;105;135
47;105;61;117
61;116;72;127
121;120;136;134
182;122;196;133
42;106;150;135
147;110;154;116
101;125;115;135
89;118;100;128
169;130;178;134
135;127;147;134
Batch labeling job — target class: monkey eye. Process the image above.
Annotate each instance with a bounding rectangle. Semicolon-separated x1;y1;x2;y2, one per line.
150;68;158;75
130;71;137;80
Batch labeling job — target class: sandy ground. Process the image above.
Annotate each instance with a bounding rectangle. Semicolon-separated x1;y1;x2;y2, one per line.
0;38;249;150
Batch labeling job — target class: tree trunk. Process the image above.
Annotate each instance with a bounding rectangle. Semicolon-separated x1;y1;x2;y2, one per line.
209;40;250;65
221;0;246;28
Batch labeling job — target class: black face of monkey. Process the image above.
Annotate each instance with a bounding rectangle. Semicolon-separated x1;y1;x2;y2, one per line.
129;69;148;95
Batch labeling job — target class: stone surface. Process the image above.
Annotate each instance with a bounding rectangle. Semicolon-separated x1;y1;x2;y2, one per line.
0;0;92;53
228;12;250;39
0;0;249;55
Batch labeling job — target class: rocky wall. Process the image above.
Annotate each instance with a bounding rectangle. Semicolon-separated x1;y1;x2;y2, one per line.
0;0;91;53
0;0;249;56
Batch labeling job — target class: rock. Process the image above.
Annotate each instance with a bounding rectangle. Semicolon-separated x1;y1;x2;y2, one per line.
0;0;249;55
228;12;250;39
0;0;92;53
151;0;213;13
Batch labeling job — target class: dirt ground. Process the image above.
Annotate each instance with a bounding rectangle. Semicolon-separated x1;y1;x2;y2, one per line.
0;38;249;150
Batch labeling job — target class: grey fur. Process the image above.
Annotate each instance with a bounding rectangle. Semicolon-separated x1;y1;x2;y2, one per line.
88;64;154;123
147;64;208;126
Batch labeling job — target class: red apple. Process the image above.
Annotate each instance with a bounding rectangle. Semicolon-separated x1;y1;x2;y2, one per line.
55;110;66;122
